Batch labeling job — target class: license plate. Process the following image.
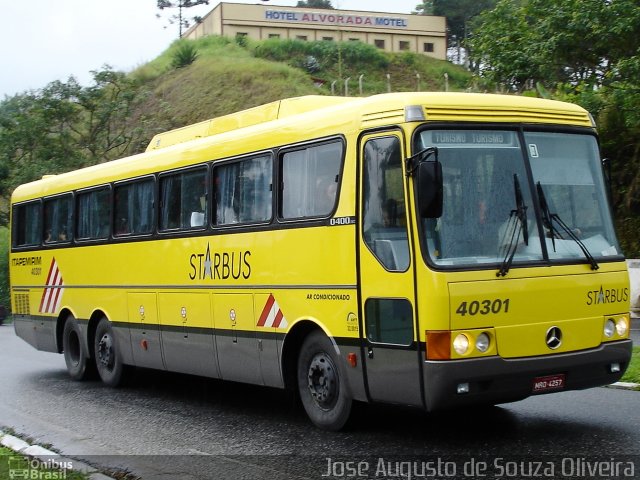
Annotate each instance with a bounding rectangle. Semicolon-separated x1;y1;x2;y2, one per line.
532;374;566;393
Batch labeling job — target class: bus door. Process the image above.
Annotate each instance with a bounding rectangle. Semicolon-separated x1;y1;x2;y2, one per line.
358;133;423;407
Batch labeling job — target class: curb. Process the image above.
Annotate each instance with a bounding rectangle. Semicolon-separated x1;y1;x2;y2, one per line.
608;381;640;391
1;431;115;480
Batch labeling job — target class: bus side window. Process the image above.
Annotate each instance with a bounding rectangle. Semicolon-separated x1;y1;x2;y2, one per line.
43;195;73;244
114;178;154;236
281;140;343;219
365;298;413;345
77;187;111;240
12;201;41;248
213;155;272;226
160;168;207;231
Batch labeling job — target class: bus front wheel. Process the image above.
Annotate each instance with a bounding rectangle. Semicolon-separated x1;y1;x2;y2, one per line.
62;316;94;380
297;331;352;431
94;317;127;387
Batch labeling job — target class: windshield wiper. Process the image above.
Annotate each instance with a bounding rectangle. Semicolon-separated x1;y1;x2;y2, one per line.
536;182;599;270
497;174;528;277
536;182;562;252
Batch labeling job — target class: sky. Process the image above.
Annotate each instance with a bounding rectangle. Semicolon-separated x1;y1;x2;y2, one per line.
0;0;424;99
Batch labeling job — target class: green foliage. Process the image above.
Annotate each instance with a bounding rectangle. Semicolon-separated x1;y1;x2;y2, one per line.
620;347;640;386
470;0;640;91
0;66;154;218
296;0;333;8
171;41;199;68
413;1;435;15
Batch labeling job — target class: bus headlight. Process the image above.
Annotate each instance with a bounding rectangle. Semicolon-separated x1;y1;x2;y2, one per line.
616;317;628;336
453;334;470;355
604;319;615;338
476;332;490;353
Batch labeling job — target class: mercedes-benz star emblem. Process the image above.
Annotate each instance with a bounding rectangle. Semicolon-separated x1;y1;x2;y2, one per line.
545;326;562;350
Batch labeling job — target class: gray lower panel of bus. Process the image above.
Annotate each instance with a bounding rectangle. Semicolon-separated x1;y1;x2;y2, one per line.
14;315;285;389
127;324;284;387
14;315;58;353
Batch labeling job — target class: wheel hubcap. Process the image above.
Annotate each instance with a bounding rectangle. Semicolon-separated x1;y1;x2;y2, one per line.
97;333;114;369
307;352;338;409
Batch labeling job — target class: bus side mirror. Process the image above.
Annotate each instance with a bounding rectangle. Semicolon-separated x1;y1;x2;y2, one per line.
416;160;443;218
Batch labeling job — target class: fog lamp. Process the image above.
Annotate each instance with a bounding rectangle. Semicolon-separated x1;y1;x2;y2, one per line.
453;334;470;355
457;383;470;394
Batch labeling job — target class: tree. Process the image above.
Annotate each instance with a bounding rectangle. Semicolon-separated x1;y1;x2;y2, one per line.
157;0;210;38
411;0;434;15
0;67;151;210
428;0;496;67
296;0;333;8
469;0;640;90
412;1;434;15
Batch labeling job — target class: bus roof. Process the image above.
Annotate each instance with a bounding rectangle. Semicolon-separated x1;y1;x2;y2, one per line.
11;92;592;203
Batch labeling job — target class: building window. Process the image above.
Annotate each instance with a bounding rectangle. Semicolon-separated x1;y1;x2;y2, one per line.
236;32;248;39
349;38;360;42
296;35;308;41
423;42;434;53
399;41;411;51
268;34;280;39
374;39;385;49
322;36;334;41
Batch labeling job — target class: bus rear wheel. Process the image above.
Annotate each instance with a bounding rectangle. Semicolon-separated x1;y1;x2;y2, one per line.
94;317;127;387
297;331;352;431
62;316;94;380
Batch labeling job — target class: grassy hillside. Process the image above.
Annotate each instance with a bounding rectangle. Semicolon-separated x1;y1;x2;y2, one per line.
130;35;472;130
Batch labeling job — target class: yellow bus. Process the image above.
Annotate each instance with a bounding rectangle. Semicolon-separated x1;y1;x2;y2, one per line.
10;92;632;430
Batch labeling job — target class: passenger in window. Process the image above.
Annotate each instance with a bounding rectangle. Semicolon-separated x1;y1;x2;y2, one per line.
315;176;337;214
44;229;52;243
116;217;128;235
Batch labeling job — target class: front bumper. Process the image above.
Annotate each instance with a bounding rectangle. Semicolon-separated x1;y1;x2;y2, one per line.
423;339;633;411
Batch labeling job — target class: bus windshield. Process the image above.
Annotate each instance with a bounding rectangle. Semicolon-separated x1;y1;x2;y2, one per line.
416;129;621;268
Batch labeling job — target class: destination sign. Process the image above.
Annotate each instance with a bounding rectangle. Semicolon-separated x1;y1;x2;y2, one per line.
421;130;518;148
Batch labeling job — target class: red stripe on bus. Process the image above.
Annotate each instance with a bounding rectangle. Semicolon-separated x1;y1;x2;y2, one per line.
49;274;64;313
257;294;275;327
39;259;57;312
272;309;284;329
45;265;62;313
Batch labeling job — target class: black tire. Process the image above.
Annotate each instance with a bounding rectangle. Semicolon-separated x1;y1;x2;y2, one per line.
297;330;352;431
62;316;94;380
94;317;127;387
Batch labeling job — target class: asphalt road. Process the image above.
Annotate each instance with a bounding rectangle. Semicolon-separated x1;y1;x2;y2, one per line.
0;324;638;480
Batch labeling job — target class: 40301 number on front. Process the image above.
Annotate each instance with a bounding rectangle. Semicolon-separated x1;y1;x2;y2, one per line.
456;298;510;316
